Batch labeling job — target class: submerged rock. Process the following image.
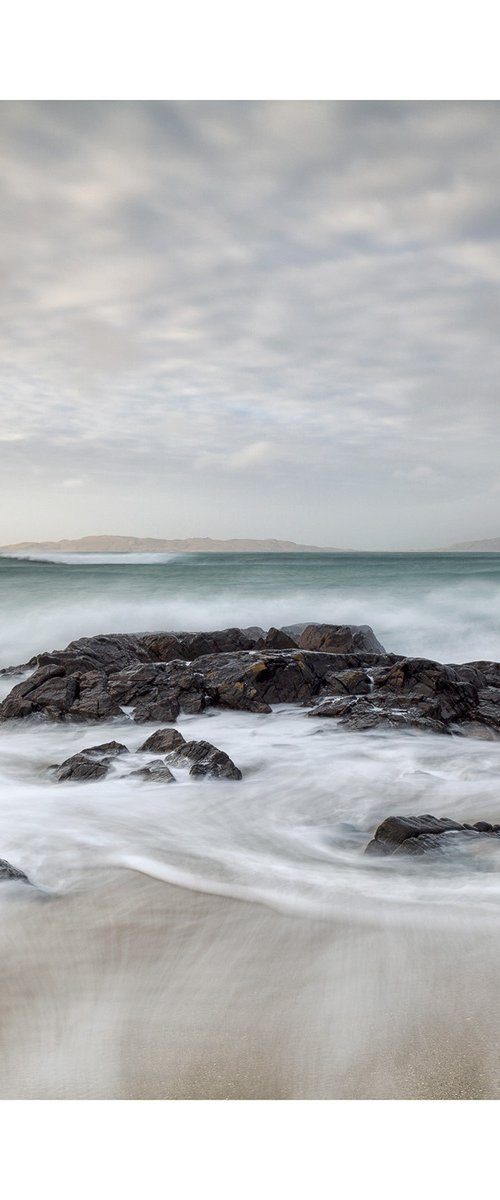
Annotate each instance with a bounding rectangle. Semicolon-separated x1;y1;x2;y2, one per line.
365;814;500;857
130;761;176;783
0;858;30;883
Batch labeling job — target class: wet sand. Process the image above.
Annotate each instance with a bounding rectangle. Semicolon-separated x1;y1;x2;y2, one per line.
0;869;499;1099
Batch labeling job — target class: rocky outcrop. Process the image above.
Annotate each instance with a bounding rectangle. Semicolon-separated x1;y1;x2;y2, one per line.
2;623;500;739
312;657;486;735
365;814;500;857
0;625;391;724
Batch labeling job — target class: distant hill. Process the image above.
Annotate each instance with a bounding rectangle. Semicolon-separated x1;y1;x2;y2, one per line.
439;536;500;552
0;534;346;554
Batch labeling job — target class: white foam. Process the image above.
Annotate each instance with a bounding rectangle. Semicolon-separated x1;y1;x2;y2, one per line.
0;552;183;566
2;705;500;917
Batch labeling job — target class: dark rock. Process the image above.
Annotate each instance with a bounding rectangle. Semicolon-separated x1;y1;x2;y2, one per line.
476;697;500;729
0;858;30;883
140;626;261;662
372;659;479;719
53;753;112;782
455;722;500;741
365;813;500;857
80;740;129;757
309;697;358;718
108;662;191;720
255;627;298;651
130;761;176;783
2;623;500;742
138;728;186;753
193;649;343;712
172;739;242;780
392;833;454;857
298;624;386;654
133;699;181;723
52;739;128;782
69;672;118;721
322;668;372;696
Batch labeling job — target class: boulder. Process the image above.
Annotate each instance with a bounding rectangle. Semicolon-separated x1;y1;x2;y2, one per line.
254;628;298;651
53;753;112;782
298;624;386;654
365;813;500;857
80;740;129;757
172;739;242;780
133;699;181;723
138;728;186;753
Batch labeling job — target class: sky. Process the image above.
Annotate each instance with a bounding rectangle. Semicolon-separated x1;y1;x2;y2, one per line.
0;100;499;550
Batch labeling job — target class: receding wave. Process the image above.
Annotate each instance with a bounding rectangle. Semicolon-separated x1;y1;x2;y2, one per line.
117;854;326;916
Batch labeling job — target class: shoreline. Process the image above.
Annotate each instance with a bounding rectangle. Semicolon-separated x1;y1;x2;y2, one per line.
0;868;496;1100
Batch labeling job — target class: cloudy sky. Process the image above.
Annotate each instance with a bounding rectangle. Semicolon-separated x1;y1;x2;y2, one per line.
0;101;499;549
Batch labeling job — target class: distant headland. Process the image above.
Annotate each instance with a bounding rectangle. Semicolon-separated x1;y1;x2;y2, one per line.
0;534;346;554
1;534;500;555
436;536;500;552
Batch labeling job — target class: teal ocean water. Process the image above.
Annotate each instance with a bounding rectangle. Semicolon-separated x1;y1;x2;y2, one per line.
1;550;500;667
2;549;500;1097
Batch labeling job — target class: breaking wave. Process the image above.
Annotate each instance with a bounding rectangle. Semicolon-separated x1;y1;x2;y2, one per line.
0;551;500;666
0;551;183;566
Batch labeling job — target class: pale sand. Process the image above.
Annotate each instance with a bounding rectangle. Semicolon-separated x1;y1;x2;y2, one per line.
0;870;498;1099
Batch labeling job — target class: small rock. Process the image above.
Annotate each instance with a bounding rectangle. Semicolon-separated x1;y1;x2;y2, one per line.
130;761;176;783
53;753;112;782
173;739;242;780
138;728;186;754
80;740;129;757
0;858;30;883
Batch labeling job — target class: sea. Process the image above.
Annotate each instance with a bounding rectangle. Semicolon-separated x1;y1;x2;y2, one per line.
2;549;500;1099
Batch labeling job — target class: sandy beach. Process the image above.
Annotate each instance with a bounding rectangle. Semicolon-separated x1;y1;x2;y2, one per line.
0;866;498;1100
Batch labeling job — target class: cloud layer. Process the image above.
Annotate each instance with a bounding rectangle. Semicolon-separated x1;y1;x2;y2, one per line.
1;101;499;548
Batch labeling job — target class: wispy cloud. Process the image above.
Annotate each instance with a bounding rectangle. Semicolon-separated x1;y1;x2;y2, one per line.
1;101;499;547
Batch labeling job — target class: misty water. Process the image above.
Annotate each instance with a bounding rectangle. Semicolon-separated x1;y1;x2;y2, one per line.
2;551;500;1098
